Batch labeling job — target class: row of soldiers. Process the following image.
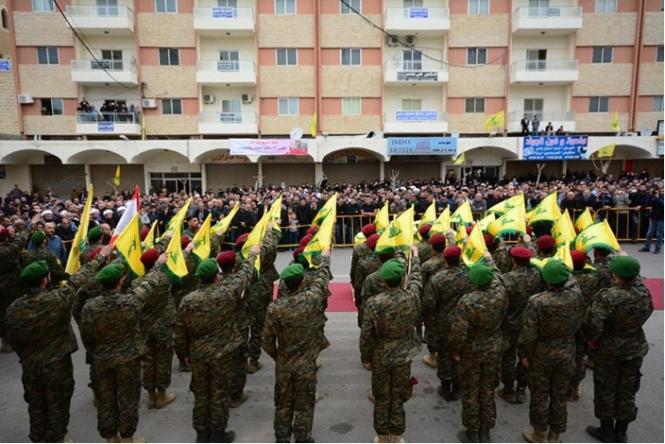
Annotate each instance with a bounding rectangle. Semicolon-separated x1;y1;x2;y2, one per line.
350;221;653;443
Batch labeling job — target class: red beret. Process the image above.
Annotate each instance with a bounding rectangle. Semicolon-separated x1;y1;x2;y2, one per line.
0;227;8;240
570;250;587;270
366;233;380;250
140;226;150;241
509;246;532;260
443;245;462;259
428;233;445;246
181;236;191;250
216;251;236;269
298;234;313;248
418;223;432;237
536;235;555;251
483;233;496;246
235;233;249;248
361;224;376;237
466;225;473;235
140;248;160;269
87;245;103;262
306;226;319;236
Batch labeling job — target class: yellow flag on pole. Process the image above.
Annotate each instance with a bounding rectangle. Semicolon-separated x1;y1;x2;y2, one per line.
453;152;465;165
165;197;193;236
462;223;487;266
374;202;390;233
488;205;527;237
143;220;157;250
115;214;145;277
552;211;576;247
242;210;270;272
192;213;212;260
309;113;317;138
574;208;594;233
420;201;437;226
430;206;451;234
165;223;189;278
312;194;337;226
269;195;283;223
484;110;505;131
477;212;496;232
113;166;121;187
304;203;336;267
455;224;468;245
65;184;94;275
376;207;415;256
596;144;616;158
610;110;621;132
487;193;525;215
212;202;240;236
575;220;621;253
554;243;574;270
528;192;561;224
451;200;474;226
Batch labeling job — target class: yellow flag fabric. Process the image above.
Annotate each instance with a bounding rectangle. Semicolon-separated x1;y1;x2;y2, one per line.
430;206;451;234
115;214;145;277
453;152;465;165
309;113;317;138
531;244;574;271
242;210;270;272
304;203;336;267
269;196;283;223
487;193;525;215
113;166;121;187
575;220;621;253
143;220;158;251
192;213;212;260
165;223;188;278
376;207;415;255
596;144;616;158
354;232;366;246
484;110;505;131
528;192;561;224
374;202;390;233
212;202;240;236
65;184;94;275
455;224;468;245
420;201;437;226
451;200;474;226
610;110;621;132
462;223;487;266
312;194;337;226
477;213;496;232
487;205;526;237
575;208;594;233
165;198;193;235
552;211;577;247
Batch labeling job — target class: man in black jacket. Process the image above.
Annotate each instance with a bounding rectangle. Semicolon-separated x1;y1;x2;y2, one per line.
638;190;663;254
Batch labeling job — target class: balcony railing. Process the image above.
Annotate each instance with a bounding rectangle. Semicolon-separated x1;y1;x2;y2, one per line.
71;58;136;73
385;59;448;83
77;112;139;124
199;112;257;124
386;59;445;72
513;6;582;19
197;60;255;73
511;59;578;72
193;6;253;20
508;111;576;122
65;4;134;18
385;7;449;20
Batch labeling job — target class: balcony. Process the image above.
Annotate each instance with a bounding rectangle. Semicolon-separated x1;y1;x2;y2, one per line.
510;59;579;84
384;7;449;34
193;7;255;35
64;5;134;35
512;6;582;35
507;111;576;133
196;61;256;85
384;110;448;134
75;112;141;135
384;60;448;85
198;112;258;134
71;58;138;85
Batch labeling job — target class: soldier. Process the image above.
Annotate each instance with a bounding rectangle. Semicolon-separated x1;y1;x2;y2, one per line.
22;231;68;283
5;246;110;443
486;234;512;274
0;225;29;352
262;251;332;443
498;246;544;405
359;246;397;307
534;235;555;260
419;233;446;368
360;250;421;443
81;226;103;264
585;256;653;443
519;260;585;444
353;233;382;326
417;223;434;264
177;247;258;443
449;261;507;443
183;216;200;239
172;236;199;372
350;223;376;289
592;247;613;290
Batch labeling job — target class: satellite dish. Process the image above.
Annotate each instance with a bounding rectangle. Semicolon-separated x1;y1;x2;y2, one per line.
290;127;303;140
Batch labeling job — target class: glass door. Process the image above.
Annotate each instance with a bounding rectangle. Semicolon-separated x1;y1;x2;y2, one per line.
524;98;544;121
526;49;547;71
221;100;241;123
99;49;123;70
219;50;240;72
402;49;422;70
96;0;118;16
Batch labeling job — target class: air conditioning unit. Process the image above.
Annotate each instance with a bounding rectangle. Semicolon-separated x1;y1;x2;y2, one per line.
404;35;416;47
241;94;253;104
17;94;34;104
385;35;399;47
203;94;215;104
141;98;157;108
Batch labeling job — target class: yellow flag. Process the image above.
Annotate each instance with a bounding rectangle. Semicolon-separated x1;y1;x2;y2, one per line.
455;224;468;245
487;193;525;215
488;205;526;237
453;152;465;165
374;202;390;233
66;184;94;274
212;202;240;236
113;165;121;187
165;223;189;278
115;214;145;277
477;212;496;232
575;220;621;253
165;197;193;236
596;144;615;158
420;201;437;226
269;195;283;223
192;213;212;260
484;110;505;131
610;110;620;132
554;243;574;270
462;223;487;266
143;220;158;251
309;113;317;138
376;207;414;255
552;212;576;247
430;206;451;234
242;210;270;272
354;231;366;246
312;194;337;226
575;208;594;233
451;200;474;226
528;192;561;224
304;203;336;267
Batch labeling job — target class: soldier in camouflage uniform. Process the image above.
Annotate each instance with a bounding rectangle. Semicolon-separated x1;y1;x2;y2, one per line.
172;236;199;372
518;260;584;444
486;234;513;274
359;247;397;307
21;231;68;283
534;235;556;260
177;247;258;443
419;233;446;368
354;234;382;327
5;246;110;443
360;250;421;443
498;246;544;405
585;256;653;444
80;226;103;265
592;247;613;290
350;223;376;291
449;261;507;443
0;225;30;352
417;224;434;264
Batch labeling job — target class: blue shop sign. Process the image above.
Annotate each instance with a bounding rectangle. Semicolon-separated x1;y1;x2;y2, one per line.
388;137;457;155
395;111;438;121
409;7;429;18
523;135;588;160
212;7;236;18
97;121;114;132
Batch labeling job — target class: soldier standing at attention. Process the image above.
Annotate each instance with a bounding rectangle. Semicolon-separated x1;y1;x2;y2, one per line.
229;232;251;402
262;250;332;443
585;256;653;443
5;246;111;443
591;246;613;290
419;233;446;369
417;223;434;264
353;234;383;326
360;249;421;443
359;246;397;308
448;260;507;443
0;225;30;353
172;236;199;372
519;260;584;444
350;223;376;291
534;235;556;260
486;234;513;274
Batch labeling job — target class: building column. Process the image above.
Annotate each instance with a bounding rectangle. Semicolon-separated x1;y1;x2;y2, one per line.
314;162;324;185
499;159;507;179
257;160;263;188
84;164;91;189
144;169;151;194
200;163;207;192
379;160;385;181
440;160;447;181
562;159;568;176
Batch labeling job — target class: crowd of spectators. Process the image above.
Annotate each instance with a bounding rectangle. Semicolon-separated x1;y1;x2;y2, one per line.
76;98;140;123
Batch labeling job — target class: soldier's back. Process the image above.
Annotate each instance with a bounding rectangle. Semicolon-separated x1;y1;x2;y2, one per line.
503;266;544;330
572;269;599;309
431;265;475;323
456;286;506;358
492;245;513;274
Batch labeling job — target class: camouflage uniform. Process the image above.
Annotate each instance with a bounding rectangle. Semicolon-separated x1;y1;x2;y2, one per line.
5;255;104;443
448;275;507;435
420;254;445;353
21;245;68;284
518;278;585;434
353;254;382;327
350;242;371;293
176;253;256;437
0;229;29;339
418;241;434;265
594;257;613;290
173;253;200;365
262;256;331;442
570;269;600;389
360;269;388;307
360;258;421;438
492;244;513;274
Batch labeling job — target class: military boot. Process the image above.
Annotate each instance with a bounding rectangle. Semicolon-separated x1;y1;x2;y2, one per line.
422;352;437;369
457;429;480;443
146;389;157;409
195;430;210;443
210;430;235;443
230;392;249;408
119;436;144;443
179;357;191;372
437;381;451;400
522;427;547;443
374;435;390;443
450;381;460;401
479;427;491;442
569;384;581;401
614;420;629;443
586;420;614;443
390;435;405;443
106;435;120;443
155;389;176;409
498;383;516;404
546;431;560;443
246;358;262;374
515;386;527;404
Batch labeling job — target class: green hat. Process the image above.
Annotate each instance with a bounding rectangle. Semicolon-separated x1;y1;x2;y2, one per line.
96;263;126;286
468;262;494;287
541;260;570;285
87;226;102;243
377;246;396;256
610;256;640;279
31;231;46;246
19;260;49;283
195;259;218;279
280;263;304;282
378;258;406;282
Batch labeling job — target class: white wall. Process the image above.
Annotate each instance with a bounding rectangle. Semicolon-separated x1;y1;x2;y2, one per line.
0;165;31;196
198;36;256;63
508;84;572;119
76;36;137;61
511;35;575;62
384;85;444;117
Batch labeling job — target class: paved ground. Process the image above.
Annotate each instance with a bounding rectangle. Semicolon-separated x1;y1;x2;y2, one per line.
0;245;662;443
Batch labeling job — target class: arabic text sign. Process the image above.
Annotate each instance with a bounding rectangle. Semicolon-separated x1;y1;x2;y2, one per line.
97;122;114;132
229;139;309;156
387;137;457;155
395;111;438;121
409;7;429;18
212;7;236;18
522;135;588;160
0;59;12;72
397;71;438;82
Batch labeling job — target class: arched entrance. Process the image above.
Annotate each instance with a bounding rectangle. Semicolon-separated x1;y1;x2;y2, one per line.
322;148;383;185
132;149;201;193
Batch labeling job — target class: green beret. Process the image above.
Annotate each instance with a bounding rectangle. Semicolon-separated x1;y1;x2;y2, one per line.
31;231;46;246
280;263;304;282
610;256;640;280
377;246;396;256
468;262;494;287
378;258;406;282
541;260;570;285
96;263;126;286
195;259;218;279
19;260;49;283
88;226;102;243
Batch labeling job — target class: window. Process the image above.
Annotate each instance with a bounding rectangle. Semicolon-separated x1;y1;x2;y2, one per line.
592;46;613;64
657;46;664;63
524;98;544;120
401;99;422;111
402;49;422;70
221;100;241;122
159;48;179;66
155;0;177;13
98;49;123;70
342;97;361;116
589;96;609;112
219;50;239;71
32;0;54;12
162;98;182;115
465;97;485;113
341;48;361;66
41;98;63;116
36;47;58;65
1;8;8;29
467;47;487;65
275;0;296;15
653;96;664;112
341;0;360;14
278;97;299;116
276;48;297;65
404;0;424;6
468;0;489;15
595;0;617;14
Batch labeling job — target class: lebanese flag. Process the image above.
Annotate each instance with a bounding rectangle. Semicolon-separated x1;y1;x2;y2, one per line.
110;185;141;247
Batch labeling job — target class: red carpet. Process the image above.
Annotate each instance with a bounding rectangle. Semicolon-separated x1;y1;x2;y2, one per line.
645;278;664;310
